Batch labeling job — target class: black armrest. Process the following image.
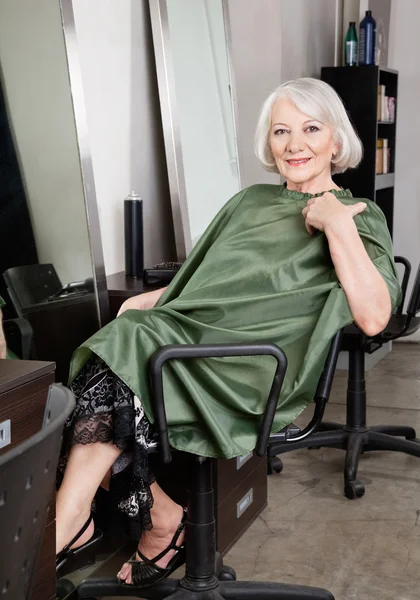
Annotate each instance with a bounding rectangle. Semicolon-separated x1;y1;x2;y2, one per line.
268;329;343;452
3;317;33;359
149;342;288;463
394;256;411;316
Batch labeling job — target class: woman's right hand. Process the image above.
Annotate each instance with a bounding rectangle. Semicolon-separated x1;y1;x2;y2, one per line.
117;287;167;317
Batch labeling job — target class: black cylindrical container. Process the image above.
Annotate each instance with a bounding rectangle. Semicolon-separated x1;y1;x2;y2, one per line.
124;191;144;278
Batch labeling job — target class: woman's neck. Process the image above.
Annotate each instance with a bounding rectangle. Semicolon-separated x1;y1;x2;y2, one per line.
285;175;340;196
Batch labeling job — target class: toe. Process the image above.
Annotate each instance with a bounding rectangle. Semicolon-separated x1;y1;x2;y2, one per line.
118;562;131;583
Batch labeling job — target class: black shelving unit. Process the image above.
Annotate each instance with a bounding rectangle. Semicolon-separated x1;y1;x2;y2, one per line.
321;66;398;237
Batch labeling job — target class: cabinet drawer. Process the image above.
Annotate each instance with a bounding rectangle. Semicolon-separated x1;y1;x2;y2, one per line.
216;459;267;554
0;373;55;455
215;453;263;504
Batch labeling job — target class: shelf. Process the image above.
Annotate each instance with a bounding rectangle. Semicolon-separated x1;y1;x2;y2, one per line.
378;121;395;125
375;173;395;190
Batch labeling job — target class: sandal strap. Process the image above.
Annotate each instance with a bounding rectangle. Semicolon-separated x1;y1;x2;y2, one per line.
137;508;187;565
60;513;93;555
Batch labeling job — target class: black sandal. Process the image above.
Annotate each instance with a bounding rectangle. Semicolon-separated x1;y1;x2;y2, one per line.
118;508;187;589
56;512;103;574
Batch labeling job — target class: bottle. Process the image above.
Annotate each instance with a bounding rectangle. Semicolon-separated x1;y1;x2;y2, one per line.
359;10;376;66
344;22;358;66
124;191;144;278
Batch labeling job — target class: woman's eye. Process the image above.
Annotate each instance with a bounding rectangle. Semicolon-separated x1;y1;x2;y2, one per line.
274;128;288;135
306;125;320;133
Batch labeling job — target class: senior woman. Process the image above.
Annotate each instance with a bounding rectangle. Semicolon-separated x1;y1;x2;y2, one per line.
56;77;400;588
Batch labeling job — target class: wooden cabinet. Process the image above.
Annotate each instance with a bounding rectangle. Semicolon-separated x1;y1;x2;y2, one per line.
0;360;56;600
106;272;267;554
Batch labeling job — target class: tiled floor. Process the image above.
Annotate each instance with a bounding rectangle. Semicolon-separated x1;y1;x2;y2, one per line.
62;342;420;599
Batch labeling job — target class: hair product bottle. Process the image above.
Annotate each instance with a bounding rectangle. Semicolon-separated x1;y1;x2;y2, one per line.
344;22;358;66
359;10;376;66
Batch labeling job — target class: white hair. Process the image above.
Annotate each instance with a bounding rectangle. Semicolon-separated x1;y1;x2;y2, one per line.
254;77;363;175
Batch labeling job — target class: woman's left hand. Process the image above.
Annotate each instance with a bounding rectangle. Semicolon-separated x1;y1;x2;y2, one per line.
302;192;367;235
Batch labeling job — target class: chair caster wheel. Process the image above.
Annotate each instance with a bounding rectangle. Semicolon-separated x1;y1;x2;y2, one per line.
344;480;365;499
218;566;237;581
267;457;283;475
56;578;75;599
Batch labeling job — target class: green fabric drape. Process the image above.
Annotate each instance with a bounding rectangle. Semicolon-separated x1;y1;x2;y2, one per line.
69;185;401;459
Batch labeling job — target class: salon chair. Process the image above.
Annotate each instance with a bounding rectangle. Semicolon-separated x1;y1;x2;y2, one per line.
268;257;420;500
3;316;33;358
0;384;75;599
63;331;342;600
3;264;63;315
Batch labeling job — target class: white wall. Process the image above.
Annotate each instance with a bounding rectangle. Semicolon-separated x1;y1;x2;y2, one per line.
388;0;420;340
72;0;176;275
0;0;93;284
227;0;342;188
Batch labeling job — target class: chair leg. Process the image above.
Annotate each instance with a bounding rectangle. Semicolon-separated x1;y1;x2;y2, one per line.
370;425;416;440
367;431;420;457
316;422;342;432
76;576;179;598
343;432;367;499
219;580;335;599
269;429;347;456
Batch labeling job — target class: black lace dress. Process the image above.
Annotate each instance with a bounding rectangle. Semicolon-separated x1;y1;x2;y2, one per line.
58;355;158;537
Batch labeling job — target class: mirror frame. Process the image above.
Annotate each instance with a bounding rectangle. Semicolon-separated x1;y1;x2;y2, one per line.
149;0;241;260
60;0;109;325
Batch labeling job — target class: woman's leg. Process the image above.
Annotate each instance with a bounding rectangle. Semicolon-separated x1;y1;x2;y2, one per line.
118;480;185;585
56;441;122;553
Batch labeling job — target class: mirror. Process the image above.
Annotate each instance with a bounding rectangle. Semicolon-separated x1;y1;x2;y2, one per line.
0;0;107;381
149;0;241;258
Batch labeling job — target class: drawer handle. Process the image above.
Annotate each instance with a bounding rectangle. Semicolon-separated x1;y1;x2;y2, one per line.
236;451;253;470
0;419;11;450
236;487;254;519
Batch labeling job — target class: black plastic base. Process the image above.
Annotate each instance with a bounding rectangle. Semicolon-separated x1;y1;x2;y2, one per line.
269;422;420;499
71;456;335;599
268;343;420;499
75;576;334;599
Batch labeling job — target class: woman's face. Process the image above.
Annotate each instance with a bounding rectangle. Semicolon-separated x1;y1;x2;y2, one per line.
269;97;339;189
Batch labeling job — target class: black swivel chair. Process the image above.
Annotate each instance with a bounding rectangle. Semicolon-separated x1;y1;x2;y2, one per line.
268;258;420;500
0;384;75;599
3;316;33;359
3;264;63;316
68;331;342;600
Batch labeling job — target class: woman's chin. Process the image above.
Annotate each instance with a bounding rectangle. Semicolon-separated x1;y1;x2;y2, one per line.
283;170;313;186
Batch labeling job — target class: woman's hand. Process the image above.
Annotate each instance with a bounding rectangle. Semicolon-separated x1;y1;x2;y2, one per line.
304;193;391;336
0;311;6;359
117;287;167;317
302;192;367;235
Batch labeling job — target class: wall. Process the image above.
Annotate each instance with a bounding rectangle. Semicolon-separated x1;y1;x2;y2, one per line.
72;0;176;275
388;0;420;340
0;0;93;284
227;0;342;188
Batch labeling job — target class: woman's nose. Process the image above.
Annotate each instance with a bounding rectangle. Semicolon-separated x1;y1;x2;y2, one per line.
287;132;305;154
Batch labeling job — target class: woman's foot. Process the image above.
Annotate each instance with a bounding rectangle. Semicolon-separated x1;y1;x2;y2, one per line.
118;504;186;586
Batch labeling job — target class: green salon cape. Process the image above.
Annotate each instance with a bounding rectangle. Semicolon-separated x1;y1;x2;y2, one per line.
69;185;401;459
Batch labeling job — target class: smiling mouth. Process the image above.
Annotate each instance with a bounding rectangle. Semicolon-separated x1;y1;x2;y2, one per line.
286;158;311;166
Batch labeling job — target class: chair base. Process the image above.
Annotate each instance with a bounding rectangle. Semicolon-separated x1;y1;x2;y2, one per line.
269;422;420;499
75;574;334;599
